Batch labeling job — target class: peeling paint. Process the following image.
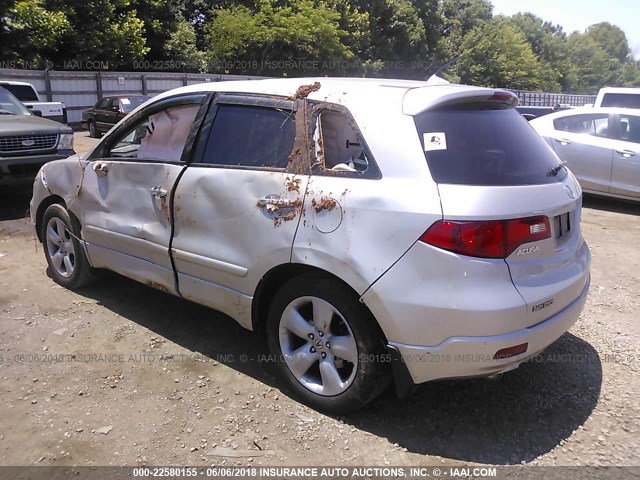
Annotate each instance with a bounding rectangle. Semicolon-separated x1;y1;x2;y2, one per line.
290;82;321;100
286;176;302;193
145;280;171;294
272;199;303;228
311;197;337;213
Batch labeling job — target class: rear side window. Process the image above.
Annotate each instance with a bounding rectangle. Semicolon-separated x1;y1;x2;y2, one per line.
601;93;640;109
202;105;295;169
553;114;609;137
415;107;562;186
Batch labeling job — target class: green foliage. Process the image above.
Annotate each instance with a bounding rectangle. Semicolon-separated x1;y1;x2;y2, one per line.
205;0;354;75
566;33;621;94
0;0;639;93
456;19;544;90
164;20;206;71
584;22;630;63
5;0;70;63
439;0;493;58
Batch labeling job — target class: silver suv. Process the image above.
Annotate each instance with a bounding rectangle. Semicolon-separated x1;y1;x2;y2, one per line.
30;78;591;413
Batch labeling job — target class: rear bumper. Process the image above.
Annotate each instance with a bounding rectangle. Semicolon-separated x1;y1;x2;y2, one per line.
390;275;590;385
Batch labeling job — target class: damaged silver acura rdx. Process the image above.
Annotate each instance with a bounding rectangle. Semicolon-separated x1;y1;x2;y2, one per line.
30;77;590;413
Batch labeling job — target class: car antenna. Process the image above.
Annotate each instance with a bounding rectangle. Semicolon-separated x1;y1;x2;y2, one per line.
426;55;461;82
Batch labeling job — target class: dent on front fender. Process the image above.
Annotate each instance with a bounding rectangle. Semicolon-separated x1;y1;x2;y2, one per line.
31;156;88;226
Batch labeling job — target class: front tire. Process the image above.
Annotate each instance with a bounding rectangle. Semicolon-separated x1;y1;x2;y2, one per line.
42;204;97;289
266;274;391;413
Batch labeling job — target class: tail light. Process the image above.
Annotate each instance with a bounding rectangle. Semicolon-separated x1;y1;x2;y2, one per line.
420;216;550;259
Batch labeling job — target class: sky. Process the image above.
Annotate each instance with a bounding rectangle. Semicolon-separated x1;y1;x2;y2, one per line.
491;0;640;60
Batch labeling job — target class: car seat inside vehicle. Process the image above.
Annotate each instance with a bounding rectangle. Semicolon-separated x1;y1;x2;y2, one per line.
316;111;369;173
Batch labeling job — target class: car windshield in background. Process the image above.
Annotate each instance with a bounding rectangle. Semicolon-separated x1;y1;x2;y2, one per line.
600;93;640;109
121;96;149;113
415;107;562;186
1;84;39;101
0;87;32;116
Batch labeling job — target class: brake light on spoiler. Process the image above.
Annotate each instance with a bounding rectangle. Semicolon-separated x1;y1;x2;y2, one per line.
420;216;550;259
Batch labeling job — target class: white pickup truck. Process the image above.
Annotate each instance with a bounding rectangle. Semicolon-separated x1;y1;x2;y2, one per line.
0;81;67;124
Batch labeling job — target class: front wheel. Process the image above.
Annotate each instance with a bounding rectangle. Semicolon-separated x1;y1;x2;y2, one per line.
42;204;97;289
266;274;391;413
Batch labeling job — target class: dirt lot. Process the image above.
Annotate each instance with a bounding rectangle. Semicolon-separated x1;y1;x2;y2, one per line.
0;131;638;467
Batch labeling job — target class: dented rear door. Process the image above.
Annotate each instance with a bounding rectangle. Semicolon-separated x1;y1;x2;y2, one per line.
171;95;309;325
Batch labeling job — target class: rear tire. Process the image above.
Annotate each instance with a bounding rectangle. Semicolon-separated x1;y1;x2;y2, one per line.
42;204;97;289
266;274;391;414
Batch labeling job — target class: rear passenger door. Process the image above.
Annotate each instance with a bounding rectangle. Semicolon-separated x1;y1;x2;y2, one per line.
609;112;640;198
550;113;613;193
171;95;309;327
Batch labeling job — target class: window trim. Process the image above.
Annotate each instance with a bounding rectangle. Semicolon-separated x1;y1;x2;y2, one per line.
189;93;301;172
307;101;382;180
88;93;211;164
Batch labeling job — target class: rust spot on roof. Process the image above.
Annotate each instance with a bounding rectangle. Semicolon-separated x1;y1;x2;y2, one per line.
290;82;321;100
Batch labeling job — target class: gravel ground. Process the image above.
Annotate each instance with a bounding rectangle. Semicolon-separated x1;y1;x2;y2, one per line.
0;131;638;467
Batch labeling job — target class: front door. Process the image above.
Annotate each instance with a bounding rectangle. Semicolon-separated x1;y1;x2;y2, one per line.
80;94;207;293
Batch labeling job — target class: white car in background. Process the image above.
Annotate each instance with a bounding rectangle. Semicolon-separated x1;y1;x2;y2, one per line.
30;78;590;413
530;107;640;202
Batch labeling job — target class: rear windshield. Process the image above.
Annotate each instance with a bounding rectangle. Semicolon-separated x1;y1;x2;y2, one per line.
1;84;39;101
600;93;640;109
415;107;562;186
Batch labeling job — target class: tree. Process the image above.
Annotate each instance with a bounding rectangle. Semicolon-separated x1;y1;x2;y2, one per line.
439;0;493;59
4;0;70;65
584;22;630;63
567;33;621;93
205;0;354;75
455;19;544;90
164;20;206;71
504;13;571;91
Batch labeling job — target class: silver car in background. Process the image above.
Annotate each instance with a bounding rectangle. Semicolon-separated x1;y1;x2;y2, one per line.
530;107;640;202
30;78;590;413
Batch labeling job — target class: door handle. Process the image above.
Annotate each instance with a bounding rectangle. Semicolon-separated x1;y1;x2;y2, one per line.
92;162;108;176
615;149;636;158
555;138;572;146
150;186;167;198
256;195;294;209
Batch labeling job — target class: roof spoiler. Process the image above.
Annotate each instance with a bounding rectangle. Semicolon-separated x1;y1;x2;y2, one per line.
403;87;519;116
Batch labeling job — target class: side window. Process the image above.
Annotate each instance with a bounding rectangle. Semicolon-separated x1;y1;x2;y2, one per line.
313;110;371;174
554;114;610;137
96;98;110;110
201;104;295;168
107;99;120;111
105;104;200;161
618;115;640;143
